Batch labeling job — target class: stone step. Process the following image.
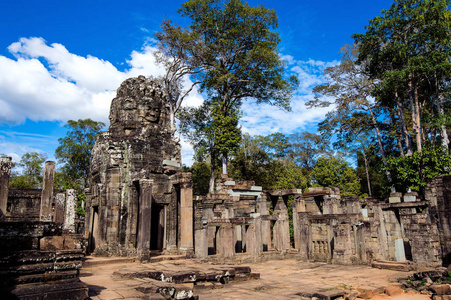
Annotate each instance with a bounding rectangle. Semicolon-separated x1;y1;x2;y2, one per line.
3;278;88;300
372;260;414;272
82;256;137;268
296;289;346;300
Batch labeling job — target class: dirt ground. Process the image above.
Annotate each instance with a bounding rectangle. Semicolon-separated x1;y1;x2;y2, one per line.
79;258;431;300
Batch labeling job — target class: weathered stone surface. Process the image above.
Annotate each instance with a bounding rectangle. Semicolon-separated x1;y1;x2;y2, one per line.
39;161;55;222
384;285;404;296
430;284;451;295
85;76;190;258
0;157;12;218
63;189;77;233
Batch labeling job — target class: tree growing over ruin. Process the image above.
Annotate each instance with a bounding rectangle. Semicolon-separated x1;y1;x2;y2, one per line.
156;0;299;192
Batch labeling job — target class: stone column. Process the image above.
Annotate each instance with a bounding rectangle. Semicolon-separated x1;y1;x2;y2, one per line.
40;161;55;221
180;173;194;255
0;156;12;218
293;193;303;250
298;213;310;260
64;189;77;233
247;218;263;256
257;195;272;251
137;179;152;260
220;223;234;258
273;196;290;252
53;192;66;224
195;228;208;258
332;224;354;264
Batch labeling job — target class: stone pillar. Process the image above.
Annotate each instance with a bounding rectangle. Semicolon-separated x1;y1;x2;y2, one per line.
40;161;55;221
64;189;77;233
195;228;208;258
273;196;290;252
220;223;234;258
53;192;66;224
257;195;272;251
247;218;262;256
180;173;194;255
298;213;310;260
137;179;152;260
293;193;302;250
0;156;12;218
332;224;354;264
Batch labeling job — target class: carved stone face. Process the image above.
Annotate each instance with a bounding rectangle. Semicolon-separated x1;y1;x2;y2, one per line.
135;97;161;125
108;77;169;135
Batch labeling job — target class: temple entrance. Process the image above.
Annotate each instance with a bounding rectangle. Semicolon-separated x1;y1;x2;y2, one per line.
150;205;166;250
89;206;99;253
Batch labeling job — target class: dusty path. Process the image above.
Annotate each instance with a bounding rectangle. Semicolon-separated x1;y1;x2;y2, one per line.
79;258;429;300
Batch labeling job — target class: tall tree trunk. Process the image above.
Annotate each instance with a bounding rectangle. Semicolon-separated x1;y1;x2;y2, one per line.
368;106;392;183
169;105;176;133
362;148;372;197
438;94;449;150
395;90;413;156
408;80;422;153
222;152;228;175
209;152;215;194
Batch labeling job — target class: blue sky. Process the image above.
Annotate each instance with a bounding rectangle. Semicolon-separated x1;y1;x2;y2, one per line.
0;0;393;166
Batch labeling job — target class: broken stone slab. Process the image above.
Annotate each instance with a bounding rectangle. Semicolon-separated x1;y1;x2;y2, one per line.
430;284;451;295
0;270;79;287
384;285;404;296
372;260;414;272
296;289;346;300
135;280;196;299
3;278;88;300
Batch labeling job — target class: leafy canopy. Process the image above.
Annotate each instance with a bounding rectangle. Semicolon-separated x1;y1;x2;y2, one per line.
55;119;105;190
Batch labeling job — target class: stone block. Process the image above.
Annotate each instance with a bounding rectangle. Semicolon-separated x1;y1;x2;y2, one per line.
404;195;417;202
389;196;401;203
385;286;403;296
430;284;451;295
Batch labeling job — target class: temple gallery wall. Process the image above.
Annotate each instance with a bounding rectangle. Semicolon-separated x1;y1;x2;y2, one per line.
1;77;451;297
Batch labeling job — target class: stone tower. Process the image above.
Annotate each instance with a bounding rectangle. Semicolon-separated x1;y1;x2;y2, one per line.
85;76;193;259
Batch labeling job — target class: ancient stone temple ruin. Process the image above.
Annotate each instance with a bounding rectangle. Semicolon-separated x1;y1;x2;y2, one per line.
83;76;451;270
0;158;88;299
85;76;193;260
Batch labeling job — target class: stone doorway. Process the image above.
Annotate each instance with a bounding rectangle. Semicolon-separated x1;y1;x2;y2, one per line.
150;205;166;251
89;206;99;253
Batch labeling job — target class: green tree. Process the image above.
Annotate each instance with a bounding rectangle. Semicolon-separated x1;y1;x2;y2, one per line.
157;0;298;178
178;102;240;192
312;156;361;196
55;119;105;190
309;44;393;184
287;132;331;170
229;133;308;191
190;161;211;195
354;0;451;153
384;145;451;193
9;152;47;188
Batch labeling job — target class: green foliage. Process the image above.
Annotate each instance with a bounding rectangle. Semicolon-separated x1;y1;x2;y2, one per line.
229;134;308;191
161;0;298;179
356;147;389;198
312;156;361;196
190;161;211;196
384;145;451;193
55;119;105;190
77;193;86;217
9;175;33;189
9;152;47;188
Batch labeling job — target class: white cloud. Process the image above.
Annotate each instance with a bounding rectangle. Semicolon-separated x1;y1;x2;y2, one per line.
0;37;191;125
240;57;337;136
0;37;336;166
